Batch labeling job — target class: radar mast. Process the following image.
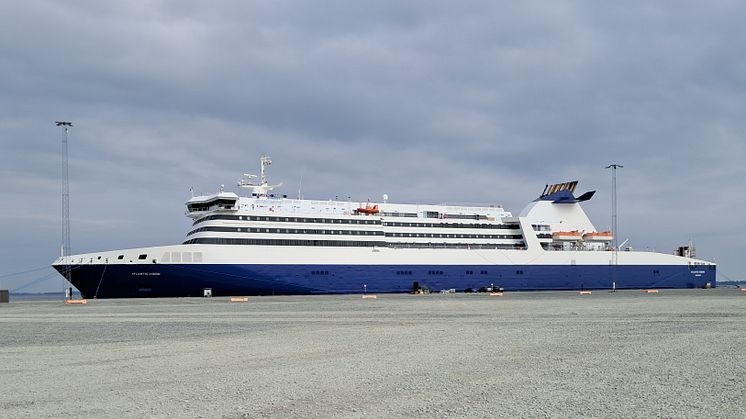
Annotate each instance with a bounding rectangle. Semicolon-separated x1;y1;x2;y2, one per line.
238;154;283;197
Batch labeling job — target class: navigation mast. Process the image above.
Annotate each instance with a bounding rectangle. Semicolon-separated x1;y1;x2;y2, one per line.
237;154;283;197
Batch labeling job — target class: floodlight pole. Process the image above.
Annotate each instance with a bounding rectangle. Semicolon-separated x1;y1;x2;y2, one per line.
605;164;623;250
605;163;623;269
56;121;73;297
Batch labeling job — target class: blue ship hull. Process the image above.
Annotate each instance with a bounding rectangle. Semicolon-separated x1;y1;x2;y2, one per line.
56;263;716;299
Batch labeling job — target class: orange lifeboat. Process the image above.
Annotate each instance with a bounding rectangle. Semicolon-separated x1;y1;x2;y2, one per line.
356;204;379;215
552;230;582;241
583;231;613;241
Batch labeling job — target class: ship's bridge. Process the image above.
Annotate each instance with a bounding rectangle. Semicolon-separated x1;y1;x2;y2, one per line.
186;191;238;218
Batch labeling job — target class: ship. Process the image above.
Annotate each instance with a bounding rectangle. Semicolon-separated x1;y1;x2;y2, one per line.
53;156;716;298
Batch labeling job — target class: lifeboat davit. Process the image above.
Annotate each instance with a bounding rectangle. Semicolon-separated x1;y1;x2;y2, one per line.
356;204;380;215
583;231;613;241
552;230;582;241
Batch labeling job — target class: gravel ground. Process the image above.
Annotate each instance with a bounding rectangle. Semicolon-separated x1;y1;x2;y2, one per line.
1;289;745;418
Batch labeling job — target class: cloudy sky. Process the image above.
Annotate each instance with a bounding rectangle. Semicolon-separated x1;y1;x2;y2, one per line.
1;1;744;292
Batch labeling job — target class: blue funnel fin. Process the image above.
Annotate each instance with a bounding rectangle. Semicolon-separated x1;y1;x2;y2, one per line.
537;181;594;204
576;191;595;202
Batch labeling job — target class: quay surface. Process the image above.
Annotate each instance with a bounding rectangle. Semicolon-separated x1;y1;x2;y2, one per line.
1;289;745;418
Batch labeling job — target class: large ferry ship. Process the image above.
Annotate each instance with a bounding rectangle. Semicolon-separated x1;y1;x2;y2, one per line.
53;156;716;298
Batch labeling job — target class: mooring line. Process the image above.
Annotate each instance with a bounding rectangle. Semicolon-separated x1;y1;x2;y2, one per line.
94;263;108;298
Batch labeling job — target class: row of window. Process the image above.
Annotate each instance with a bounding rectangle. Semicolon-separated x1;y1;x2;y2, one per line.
187;226;523;241
386;233;523;240
290;268;664;277
184;238;383;247
114;253;148;261
183;238;527;249
379;212;418;218
187;226;384;237
381;212;489;220
383;222;519;229
427;270;497;275
192;214;519;230
194;214;382;226
308;269;526;277
161;251;203;263
465;270;490;275
441;214;489;220
187;199;237;213
388;243;525;249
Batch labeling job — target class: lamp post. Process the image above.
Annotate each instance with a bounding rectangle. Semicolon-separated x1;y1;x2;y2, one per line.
605;164;623;288
605;164;623;252
56;121;73;297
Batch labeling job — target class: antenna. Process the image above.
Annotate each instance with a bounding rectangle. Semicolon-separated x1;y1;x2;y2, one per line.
56;121;73;298
260;154;271;185
238;155;282;197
